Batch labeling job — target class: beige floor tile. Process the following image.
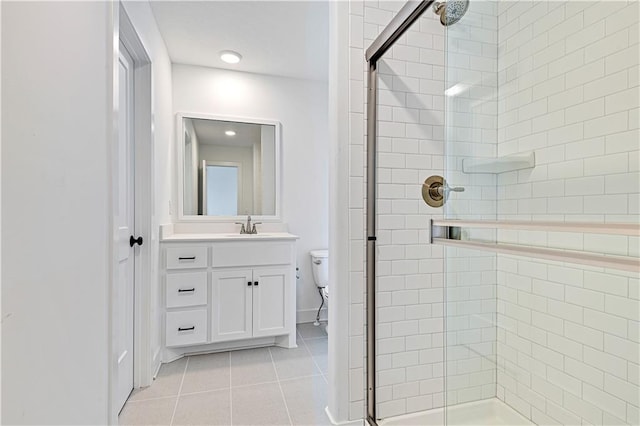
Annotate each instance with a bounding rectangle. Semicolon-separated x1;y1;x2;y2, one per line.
296;323;327;340
181;352;230;394
303;338;328;374
280;375;331;426
172;389;231;425
270;345;320;381
232;382;290;425
122;331;329;425
118;397;175;425
230;347;277;387
128;358;187;401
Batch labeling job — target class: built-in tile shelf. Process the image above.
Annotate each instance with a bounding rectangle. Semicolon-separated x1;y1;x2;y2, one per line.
462;152;535;174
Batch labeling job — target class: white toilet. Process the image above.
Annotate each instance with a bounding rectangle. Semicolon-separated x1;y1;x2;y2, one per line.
310;249;328;326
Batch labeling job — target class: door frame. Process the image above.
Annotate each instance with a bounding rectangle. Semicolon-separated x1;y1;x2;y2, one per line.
109;4;154;421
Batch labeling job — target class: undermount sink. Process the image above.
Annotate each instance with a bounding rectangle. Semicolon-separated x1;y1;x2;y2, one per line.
221;233;274;237
160;232;298;242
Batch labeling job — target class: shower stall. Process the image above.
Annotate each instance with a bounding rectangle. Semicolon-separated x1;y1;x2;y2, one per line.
364;1;639;425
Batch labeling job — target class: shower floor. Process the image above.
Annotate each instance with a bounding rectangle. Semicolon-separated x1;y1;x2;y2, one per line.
378;398;533;426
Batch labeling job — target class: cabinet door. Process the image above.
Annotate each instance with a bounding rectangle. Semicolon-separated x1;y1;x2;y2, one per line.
252;267;291;338
211;269;253;342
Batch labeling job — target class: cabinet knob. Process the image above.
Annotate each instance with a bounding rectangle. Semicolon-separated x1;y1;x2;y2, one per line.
247;281;252;286
254;281;259;286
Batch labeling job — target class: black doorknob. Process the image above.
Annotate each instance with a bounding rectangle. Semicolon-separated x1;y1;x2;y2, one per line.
129;235;143;247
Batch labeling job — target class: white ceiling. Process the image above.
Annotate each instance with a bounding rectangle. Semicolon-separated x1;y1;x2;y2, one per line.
190;118;263;147
150;1;329;81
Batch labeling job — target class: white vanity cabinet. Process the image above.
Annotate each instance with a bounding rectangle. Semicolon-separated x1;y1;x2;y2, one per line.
211;266;290;341
210;269;254;341
161;233;297;360
251;267;290;337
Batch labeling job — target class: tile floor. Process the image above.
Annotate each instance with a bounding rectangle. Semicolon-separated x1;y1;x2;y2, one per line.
119;323;330;426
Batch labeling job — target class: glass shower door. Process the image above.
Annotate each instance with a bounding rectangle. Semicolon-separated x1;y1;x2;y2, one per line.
373;4;448;422
369;1;639;425
441;1;499;423
440;1;640;425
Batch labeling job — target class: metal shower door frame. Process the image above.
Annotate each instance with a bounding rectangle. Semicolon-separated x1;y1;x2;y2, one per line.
364;1;435;424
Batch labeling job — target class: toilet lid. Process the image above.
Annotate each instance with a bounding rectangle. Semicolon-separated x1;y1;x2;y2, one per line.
310;249;328;258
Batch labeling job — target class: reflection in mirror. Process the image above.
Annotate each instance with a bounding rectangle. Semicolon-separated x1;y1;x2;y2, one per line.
182;117;276;217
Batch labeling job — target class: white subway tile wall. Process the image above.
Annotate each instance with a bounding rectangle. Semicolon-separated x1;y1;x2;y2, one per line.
495;1;639;425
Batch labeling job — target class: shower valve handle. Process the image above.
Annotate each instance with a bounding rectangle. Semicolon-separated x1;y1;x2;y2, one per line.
444;185;465;193
436;183;465;197
422;175;465;208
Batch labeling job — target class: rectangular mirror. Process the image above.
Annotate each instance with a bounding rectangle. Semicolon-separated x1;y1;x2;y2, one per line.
179;114;280;219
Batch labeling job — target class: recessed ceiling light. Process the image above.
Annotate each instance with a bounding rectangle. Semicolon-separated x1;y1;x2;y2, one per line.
225;130;236;136
220;50;242;64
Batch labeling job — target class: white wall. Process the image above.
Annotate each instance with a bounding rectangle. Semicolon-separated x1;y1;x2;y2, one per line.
172;64;329;322
121;0;174;376
328;1;353;422
1;2;113;423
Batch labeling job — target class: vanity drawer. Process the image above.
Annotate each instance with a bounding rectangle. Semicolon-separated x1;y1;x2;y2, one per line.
166;246;208;269
211;242;293;268
166;272;208;308
166;309;207;347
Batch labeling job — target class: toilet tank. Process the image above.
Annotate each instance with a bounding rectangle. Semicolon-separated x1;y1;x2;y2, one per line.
310;249;329;288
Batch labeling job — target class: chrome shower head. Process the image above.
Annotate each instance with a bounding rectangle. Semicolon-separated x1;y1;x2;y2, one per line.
433;0;469;26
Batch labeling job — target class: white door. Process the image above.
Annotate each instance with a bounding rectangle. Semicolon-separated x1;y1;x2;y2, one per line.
115;41;136;413
211;269;253;341
252;267;289;338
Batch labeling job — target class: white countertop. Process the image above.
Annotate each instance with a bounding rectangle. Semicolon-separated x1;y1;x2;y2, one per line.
161;232;299;242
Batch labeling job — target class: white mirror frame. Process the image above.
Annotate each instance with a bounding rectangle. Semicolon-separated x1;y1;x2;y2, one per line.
176;112;282;222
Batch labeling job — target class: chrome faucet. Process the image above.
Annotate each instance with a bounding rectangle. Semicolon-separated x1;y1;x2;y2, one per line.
235;215;261;234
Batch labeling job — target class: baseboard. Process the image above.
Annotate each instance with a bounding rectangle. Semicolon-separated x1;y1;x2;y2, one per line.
162;336;280;363
152;346;162;379
297;307;328;324
325;406;365;425
153;359;162;380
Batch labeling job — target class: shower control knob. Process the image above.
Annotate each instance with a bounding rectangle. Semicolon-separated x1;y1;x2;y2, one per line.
422;175;465;208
